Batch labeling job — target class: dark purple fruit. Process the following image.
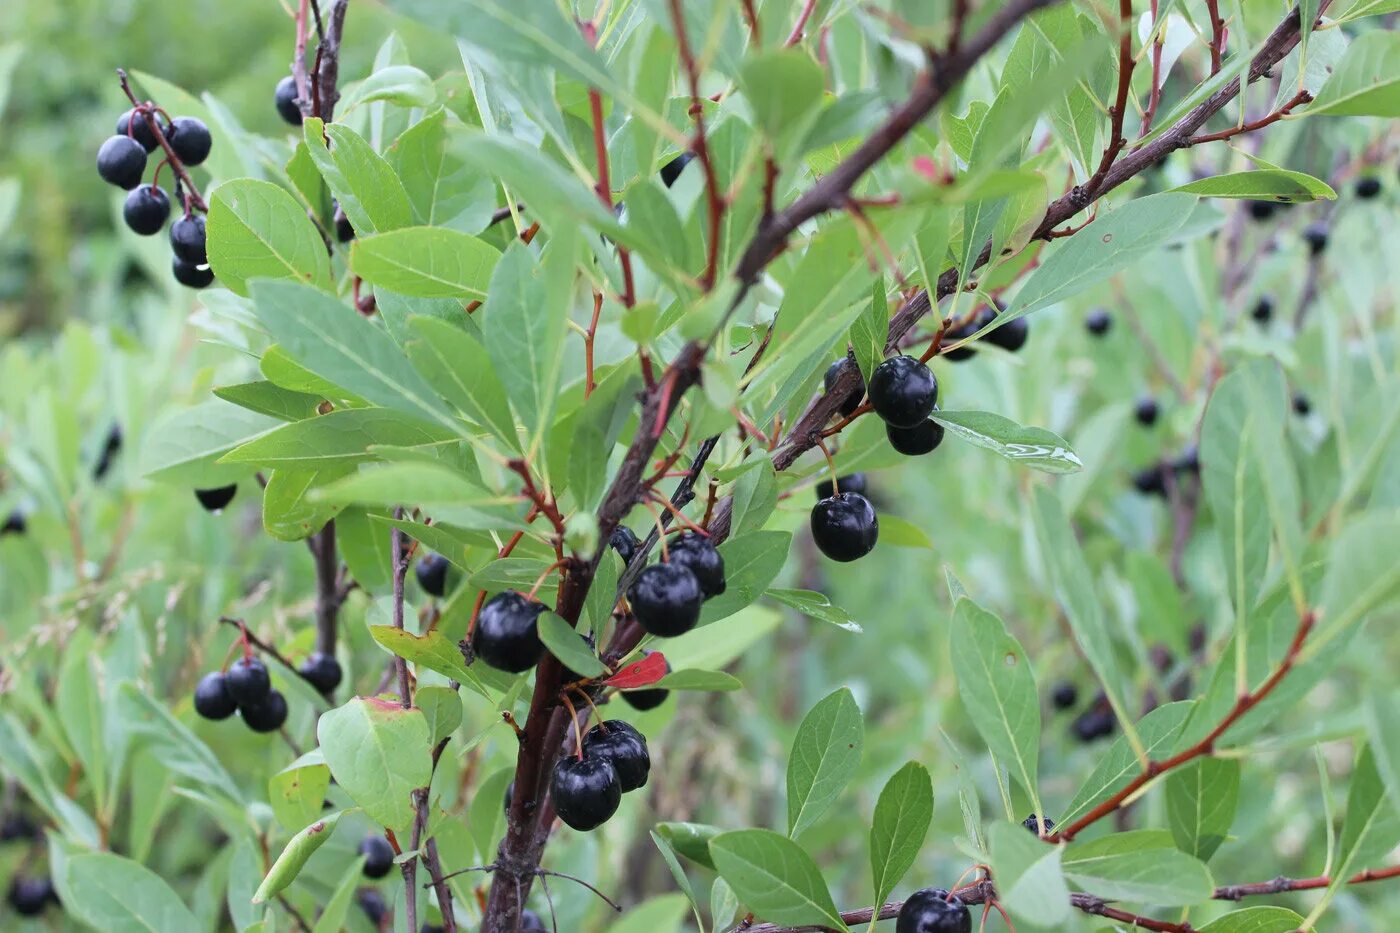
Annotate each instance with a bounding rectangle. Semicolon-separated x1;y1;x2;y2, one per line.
550;756;621;831
167;116;212;166
824;358;865;417
97;134;148;189
93;424;122;480
868;356;937;428
609;525;641;566
240;689;288;733
665;532;725;599
1022;813;1056;835
896;887;970;933
1251;296;1273;323
1072;708;1116;742
1292;392;1311;416
941;306;995;361
660;152;694;188
116;108;169;152
1247;200;1276;221
810;492;878;562
416;553;450;598
1085;308;1111;336
1051;681;1077;710
1134;396;1159;427
357;888;388;924
471;591;546;673
194;671;238;720
1303;222;1328;255
628;563;703;637
195;484;237;511
123;185;171;235
985;313;1028;352
582;720;650;793
299;652;342;694
275;76;303;126
170;214;207;264
1;510;25;535
173;257;215;289
521;908;546;931
887;419;943;456
7;877;56;917
1356;177;1382;199
359;834;395;878
226;657;271;706
334;203;354;243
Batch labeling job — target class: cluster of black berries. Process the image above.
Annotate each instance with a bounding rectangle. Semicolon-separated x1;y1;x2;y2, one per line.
193;657;288;731
1022;812;1056;836
97;105;214;288
941;301;1029;361
550;719;651;831
626;531;725;638
896;887;971;933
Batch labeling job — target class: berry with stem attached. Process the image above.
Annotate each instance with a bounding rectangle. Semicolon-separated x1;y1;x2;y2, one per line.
1303;221;1329;256
609;525;641;566
868;356;938;428
167;116;212;166
123;185;170;235
628;563;703;637
824;358;865;417
810;492;878;562
1085;308;1111;336
195;484;237;511
942;306;995;361
472;591;546;673
116;108;169;152
582;720;651;792
194;671;238;720
275;76;303;126
550;756;621;831
1022;813;1056;835
416;553;449;598
226;656;271;706
621;651;671;711
240;690;288;733
173;256;215;289
816;473;866;501
887;419;944;456
359;835;395;878
665;532;725;599
299;652;342;695
97;134;148;189
896;887;970;933
170;214;207;264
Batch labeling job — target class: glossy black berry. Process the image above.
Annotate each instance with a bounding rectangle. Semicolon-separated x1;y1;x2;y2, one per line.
1072;708;1116;742
824;358;865;417
97;134;148;189
985;313;1028;352
416;553;450;597
1085;308;1111;336
1;510;25;535
941;306;995;361
665;532;725;599
896;887;970;933
167;116;212;166
1131;464;1167;497
299;652;342;694
8;877;56;917
1303;222;1329;255
1292;392;1311;416
868;356;938;428
582;720;651;793
334;203;354;242
93;424;122;480
116;108;169;152
810;492;878;562
472;591;547;673
1251;295;1273;323
226;657;271;706
357;888;388;924
1356;176;1381;200
194;671;238;720
123;185;171;235
816;473;866;501
170;214;207;264
660;151;694;188
521;908;547;931
1022;813;1056;835
887;419;943;456
275;76;304;126
0;814;37;842
550;756;621;831
1051;681;1078;710
1247;199;1276;222
628;563;703;637
173;256;216;289
1134;396;1159;427
621;651;671;711
359;834;396;878
240;689;288;733
195;484;237;511
609;526;641;566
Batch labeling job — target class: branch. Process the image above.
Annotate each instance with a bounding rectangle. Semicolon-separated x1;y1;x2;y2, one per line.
313;0;350;122
115;69;208;213
1213;864;1400;900
668;0;726;290
309;521;342;655
1080;0;1136;200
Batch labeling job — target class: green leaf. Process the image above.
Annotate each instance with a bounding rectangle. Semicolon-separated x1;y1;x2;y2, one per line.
1060;702;1193;825
656;822;721;870
786;688;864;839
1166;759;1241;862
313;462;524;530
339;64;437;113
877;513;934;549
1198;907;1308;933
699;531;793;625
404;317;519;448
1307;31;1400;116
261;467;347;540
950;597;1041;803
654;669;743;691
61;851;201;932
316;698;432;834
221;408;459;468
849;281;889;385
767;588;863;633
387;109;496;233
1365;690;1400;810
482;242;569;444
368;626;488;699
708;829;847;931
932;410;1082;473
351;227;501;298
207;179;332;296
606;894;691;933
253;810;345;902
1313;512;1400;652
869;761;934;907
649;833;705;932
1173;170;1336;202
1062;830;1214;905
142;401;278;486
269;750;332;834
987;821;1070;928
738;49;826;145
214;381;324;422
416;685;464;744
247;280;463;433
311;858;367;933
1336;744;1400;878
538;612;606;678
303;118;413;234
727;458;779;538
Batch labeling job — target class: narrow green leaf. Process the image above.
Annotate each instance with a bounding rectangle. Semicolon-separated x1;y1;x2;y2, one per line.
869;762;934;907
767;588;863;632
708;829;847;931
61;851;201;932
1198;907;1307;933
1062;830;1214;905
220;409;459;468
656;822;722;870
654;669;743;691
1173;170;1336;201
253;811;345;902
1166;759;1241;862
537;612;606;678
987;821;1070;928
303;118;413;234
351;227;500;299
1307;31;1400;116
787;688;864;838
269;751;332;833
933;410;1082;474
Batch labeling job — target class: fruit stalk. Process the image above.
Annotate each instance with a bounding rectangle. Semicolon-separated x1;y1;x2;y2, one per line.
115;69;207;212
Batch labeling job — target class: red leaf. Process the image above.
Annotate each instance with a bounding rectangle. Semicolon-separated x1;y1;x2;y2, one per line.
912;156;939;182
604;652;668;689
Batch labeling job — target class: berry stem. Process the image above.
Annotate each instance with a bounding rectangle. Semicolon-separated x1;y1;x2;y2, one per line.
388;516;413;710
559;693;585;761
115;70;208;213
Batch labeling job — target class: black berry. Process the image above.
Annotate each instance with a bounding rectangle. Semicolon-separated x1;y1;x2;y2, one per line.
471;591;546;673
170;214;207;264
1131;464;1167;497
1251;295;1273;323
194;671;238;720
123;185;171;235
887;419;944;456
521;908;546;931
1172;444;1201;477
824;358;865;417
985;312;1028;353
628;563;703;637
582;720;651;793
1292;392;1311;416
816;473;866;500
173;257;215;289
1072;708;1116;742
1303;222;1329;255
1247;200;1276;222
195;484;237;511
660;151;694;188
868;356;938;428
167;116;212;166
1050;681;1077;710
1085;308;1111;336
665;532;725;599
299;652;342;694
609;525;641;566
7;877;56;917
226;656;271;706
97;134;148;189
0;814;37;842
275;76;304;126
334;203;354;243
550;756;621;831
621;651;671;711
1134;396;1159;427
116;108;169;152
896;887;970;933
2;510;25;535
416;553;450;597
359;835;395;878
810;492;878;562
1022;813;1056;835
941;306;995;361
93;423;122;480
1356;176;1381;199
240;689;288;733
357;889;387;924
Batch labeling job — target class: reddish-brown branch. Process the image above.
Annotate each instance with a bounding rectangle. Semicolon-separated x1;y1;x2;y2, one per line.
1081;0;1136;200
1205;0;1226;74
1189;90;1312;144
586;82;636;307
739;0;761;44
116;70;208;213
1213;864;1400;900
668;0;727;290
584;290;604;398
785;0;820;47
1140;0;1165;137
293;0;313;118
